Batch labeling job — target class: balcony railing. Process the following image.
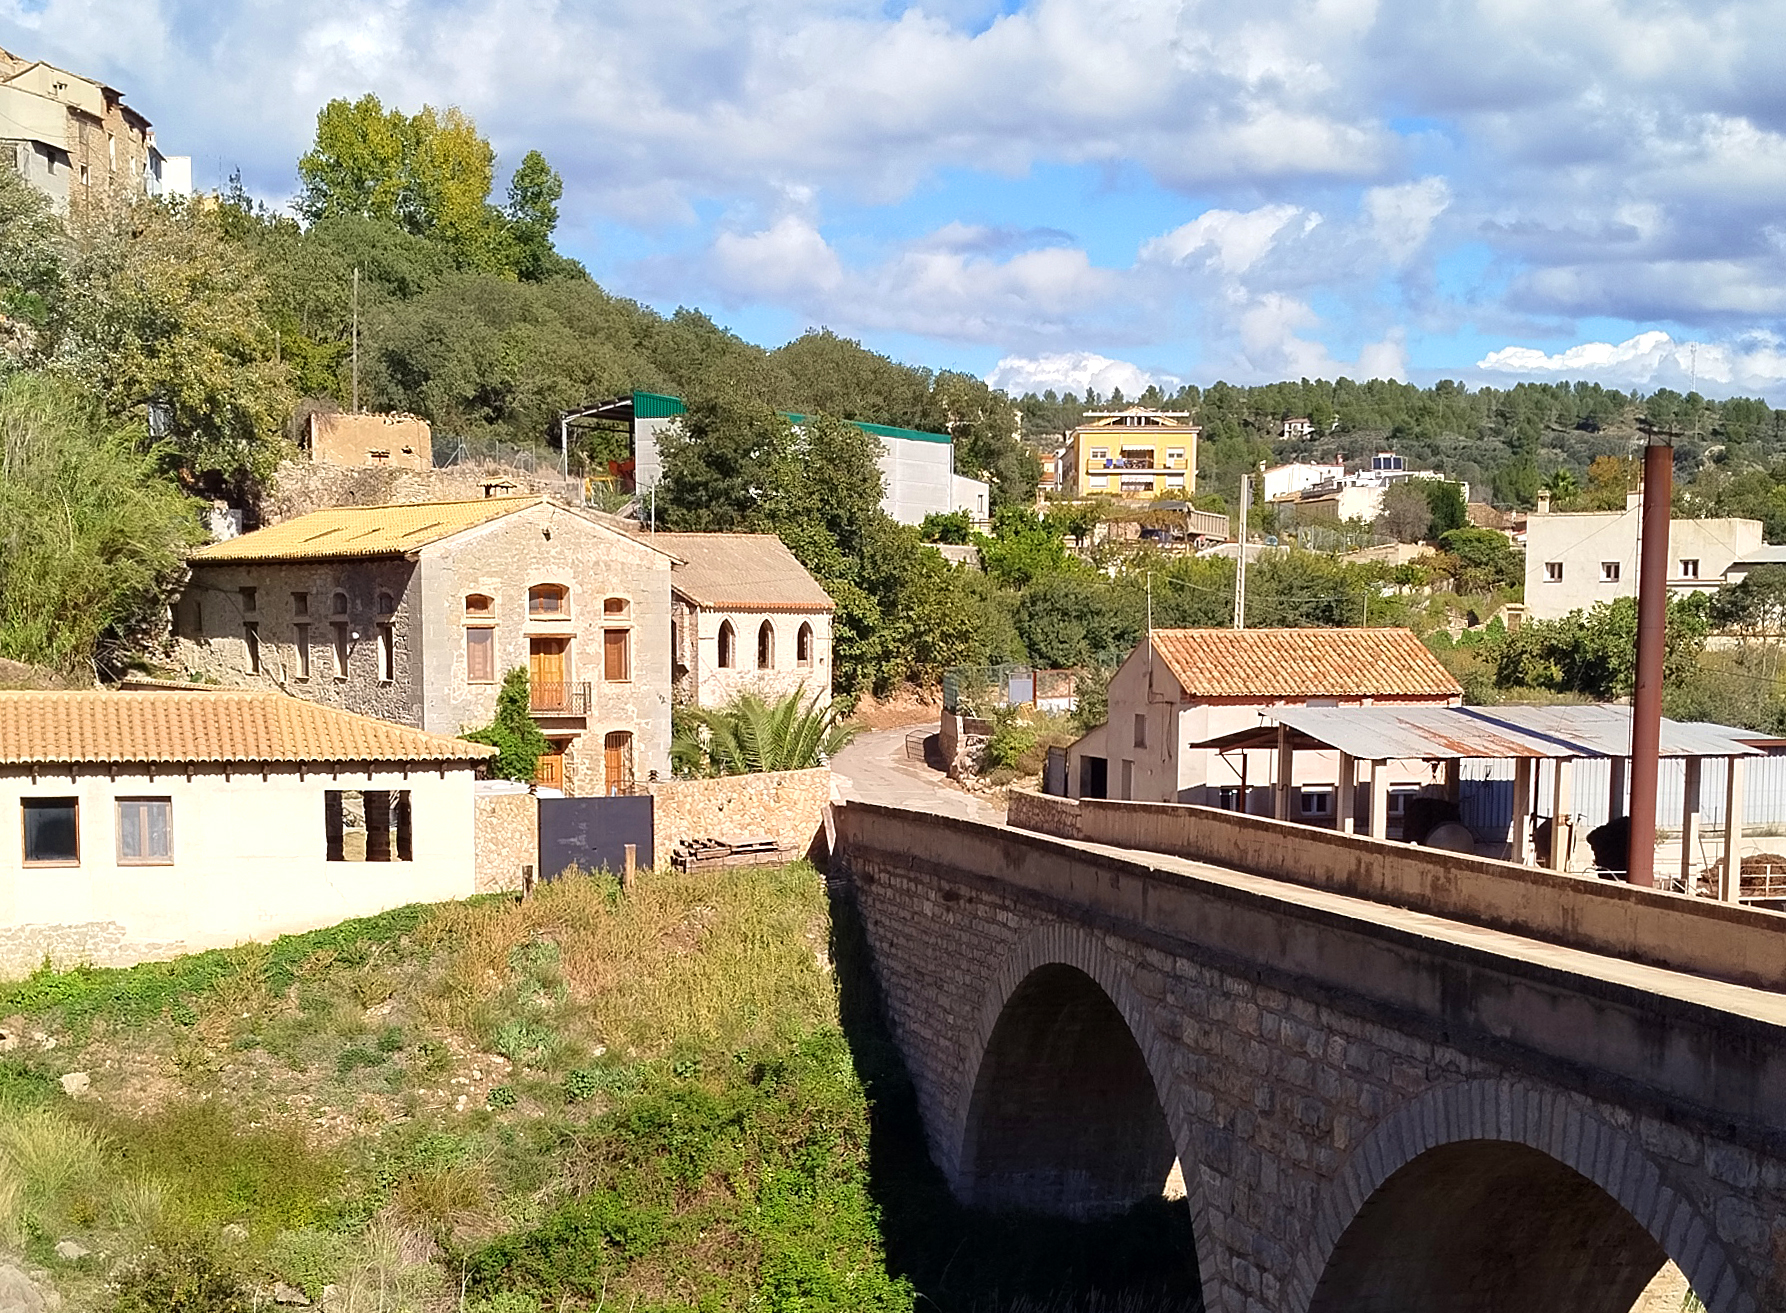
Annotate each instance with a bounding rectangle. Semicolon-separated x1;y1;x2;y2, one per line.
530;681;591;715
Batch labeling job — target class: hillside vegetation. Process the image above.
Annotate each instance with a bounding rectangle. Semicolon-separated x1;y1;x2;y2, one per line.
0;865;1199;1312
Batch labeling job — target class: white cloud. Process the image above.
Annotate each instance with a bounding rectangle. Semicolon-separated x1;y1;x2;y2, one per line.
1362;177;1450;263
985;351;1175;397
1141;204;1309;275
1476;331;1786;392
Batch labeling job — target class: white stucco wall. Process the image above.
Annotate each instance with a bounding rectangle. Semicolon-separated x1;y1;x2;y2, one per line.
0;762;479;976
683;605;833;709
1523;510;1764;621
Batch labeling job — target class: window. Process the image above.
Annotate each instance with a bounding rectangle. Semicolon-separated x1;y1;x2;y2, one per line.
1088;447;1108;462
1134;713;1147;749
1600;561;1621;583
78;163;88;186
332;592;348;616
295;623;311;680
603;597;630;618
1300;789;1334;817
1166;447;1185;463
464;593;495;618
376;591;395;615
1167;474;1186;488
332;621;350;678
21;798;77;865
377;624;395;682
325;790;412;862
292;591;309;618
1089;475;1109;489
718;620;736;668
1120;759;1134;801
1387;788;1419;818
1217;786;1244;812
1544;562;1563;582
466;627;495;683
239;586;257;613
1680;558;1700;579
757;621;775;670
116;798;171;864
107;135;115;171
528;584;569;617
604;628;630;681
244;622;261;674
604;730;635;795
796;623;814;666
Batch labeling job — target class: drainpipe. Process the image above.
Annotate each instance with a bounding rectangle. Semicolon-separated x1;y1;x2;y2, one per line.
1626;441;1673;888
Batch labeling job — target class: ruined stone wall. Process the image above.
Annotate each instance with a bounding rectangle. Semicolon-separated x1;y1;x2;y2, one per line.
836;805;1786;1313
645;767;830;869
475;785;537;893
262;458;583;526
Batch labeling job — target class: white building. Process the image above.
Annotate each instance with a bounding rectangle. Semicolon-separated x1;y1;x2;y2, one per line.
1270;453;1468;528
1065;627;1462;810
1262;461;1344;503
1524;495;1764;622
0;689;493;976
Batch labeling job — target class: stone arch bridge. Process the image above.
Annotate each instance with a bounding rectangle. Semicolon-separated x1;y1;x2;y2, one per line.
832;798;1786;1313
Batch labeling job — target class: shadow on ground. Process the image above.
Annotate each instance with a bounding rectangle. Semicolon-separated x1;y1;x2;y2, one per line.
829;882;1205;1313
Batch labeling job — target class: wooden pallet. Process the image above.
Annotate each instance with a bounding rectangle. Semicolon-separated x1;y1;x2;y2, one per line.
672;835;792;873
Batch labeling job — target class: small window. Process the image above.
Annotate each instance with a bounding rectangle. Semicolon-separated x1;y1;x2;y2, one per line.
292;591;309;618
1387;789;1419;818
796;622;814;666
1300;789;1334;817
528;584;569;616
295;623;311;680
466;627;495;683
1679;558;1700;579
718;620;736;669
1544;562;1563;582
239;586;257;613
604;628;630;682
377;591;395;616
1166;447;1185;462
1089;475;1109;489
1134;713;1147;749
377;624;395;682
324;790;412;862
117;798;172;864
1600;561;1621;583
465;593;495;617
332;591;348;616
22;798;78;865
332;621;349;678
603;597;630;618
1088;447;1108;461
244;622;261;674
78;163;88;186
757;620;775;670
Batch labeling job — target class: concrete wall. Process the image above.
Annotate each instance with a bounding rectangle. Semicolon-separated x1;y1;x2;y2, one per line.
1008;789;1786;991
677;602;833;710
1525;509;1764;621
309;413;430;470
0;762;479;977
836;802;1786;1313
883;434;954;526
474;782;536;893
645;766;830;869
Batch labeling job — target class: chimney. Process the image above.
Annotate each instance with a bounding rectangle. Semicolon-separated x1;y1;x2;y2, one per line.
1536;489;1551;515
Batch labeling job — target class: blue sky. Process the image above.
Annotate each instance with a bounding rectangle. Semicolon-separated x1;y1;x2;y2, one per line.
6;0;1786;400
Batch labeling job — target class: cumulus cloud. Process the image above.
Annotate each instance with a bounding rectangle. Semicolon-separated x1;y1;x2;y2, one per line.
984;351;1175;397
1140;205;1311;275
1476;331;1786;393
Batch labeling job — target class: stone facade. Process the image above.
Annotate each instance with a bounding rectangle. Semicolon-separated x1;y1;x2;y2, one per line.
474;783;537;893
671;598;833;710
262;458;584;526
835;804;1786;1313
309;413;432;471
645;767;830;869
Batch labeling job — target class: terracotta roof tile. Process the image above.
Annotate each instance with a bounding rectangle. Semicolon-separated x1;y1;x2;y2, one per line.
1149;628;1461;700
0;691;497;766
645;533;835;612
191;497;542;563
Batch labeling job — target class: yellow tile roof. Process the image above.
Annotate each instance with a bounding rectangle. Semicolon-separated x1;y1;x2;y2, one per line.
1150;628;1462;701
0;691;497;766
191;497;542;564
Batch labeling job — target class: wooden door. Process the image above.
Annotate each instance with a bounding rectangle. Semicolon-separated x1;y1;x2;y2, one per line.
604;731;633;795
535;741;566;790
530;637;568;710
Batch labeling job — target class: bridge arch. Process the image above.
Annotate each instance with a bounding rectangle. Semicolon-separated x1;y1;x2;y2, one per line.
952;926;1214;1275
1289;1078;1746;1313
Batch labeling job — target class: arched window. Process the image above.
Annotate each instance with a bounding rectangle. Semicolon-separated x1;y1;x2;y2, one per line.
603;597;630;618
757;620;775;670
376;590;395;616
464;593;495;618
796;622;814;666
717;620;736;669
331;591;348;616
528;583;569;617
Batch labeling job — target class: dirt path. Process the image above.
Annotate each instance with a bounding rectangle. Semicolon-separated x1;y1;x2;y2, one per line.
830;725;1003;826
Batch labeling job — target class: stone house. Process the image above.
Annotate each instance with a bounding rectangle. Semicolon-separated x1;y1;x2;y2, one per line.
0;688;494;975
308;412;432;471
177;497;678;796
645;533;835;709
1066;628;1462;814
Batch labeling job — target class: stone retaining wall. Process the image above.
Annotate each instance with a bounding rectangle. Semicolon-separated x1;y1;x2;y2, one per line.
475;786;538;893
646;767;831;870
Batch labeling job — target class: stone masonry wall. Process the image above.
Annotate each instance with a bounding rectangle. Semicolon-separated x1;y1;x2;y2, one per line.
0;921;187;980
475;786;538;893
646;767;830;869
838;810;1786;1313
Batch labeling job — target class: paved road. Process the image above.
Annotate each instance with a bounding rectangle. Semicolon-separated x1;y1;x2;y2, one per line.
830;724;1004;825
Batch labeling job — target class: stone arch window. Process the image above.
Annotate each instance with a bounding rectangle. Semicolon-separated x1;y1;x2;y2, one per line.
718;620;736;669
464;593;495;618
603;596;630;618
796;622;814;667
528;583;569;617
757;620;775;670
331;591;348;616
376;590;395;616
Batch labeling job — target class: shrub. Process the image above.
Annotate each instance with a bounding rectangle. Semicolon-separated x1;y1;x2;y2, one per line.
111;1242;249;1313
463;668;550;782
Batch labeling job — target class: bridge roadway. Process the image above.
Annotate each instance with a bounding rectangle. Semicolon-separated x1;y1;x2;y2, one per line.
832;799;1786;1313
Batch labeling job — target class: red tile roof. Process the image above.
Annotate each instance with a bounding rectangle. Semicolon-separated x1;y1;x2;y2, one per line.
1149;628;1461;701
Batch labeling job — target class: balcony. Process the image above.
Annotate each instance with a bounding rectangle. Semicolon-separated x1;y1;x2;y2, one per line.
530;681;591;716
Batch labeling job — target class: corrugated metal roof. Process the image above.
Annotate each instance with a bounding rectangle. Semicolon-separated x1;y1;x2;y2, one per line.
0;691;497;766
782;412;953;445
633;391;687;419
647;533;835;612
1150;628;1463;701
1195;704;1761;760
192;497;541;564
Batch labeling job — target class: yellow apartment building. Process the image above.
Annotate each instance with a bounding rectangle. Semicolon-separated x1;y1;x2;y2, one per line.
1064;407;1200;499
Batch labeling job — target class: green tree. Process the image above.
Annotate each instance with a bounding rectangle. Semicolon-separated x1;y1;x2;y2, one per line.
657;393;792;530
977;506;1076;588
462;668;551;782
295;94;412;227
1374;482;1433;543
506;150;564;282
1437;528;1522;594
672;690;857;777
1422;480;1467;536
920;510;972;544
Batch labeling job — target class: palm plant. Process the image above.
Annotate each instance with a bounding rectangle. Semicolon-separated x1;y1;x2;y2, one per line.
672;689;857;777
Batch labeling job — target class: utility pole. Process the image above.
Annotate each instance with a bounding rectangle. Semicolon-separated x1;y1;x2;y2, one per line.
350;268;360;413
559;413;569;483
1234;472;1251;629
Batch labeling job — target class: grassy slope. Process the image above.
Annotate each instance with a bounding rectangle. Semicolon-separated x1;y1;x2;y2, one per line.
0;865;1201;1313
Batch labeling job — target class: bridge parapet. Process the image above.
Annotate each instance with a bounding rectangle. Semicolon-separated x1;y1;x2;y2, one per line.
1009;789;1786;992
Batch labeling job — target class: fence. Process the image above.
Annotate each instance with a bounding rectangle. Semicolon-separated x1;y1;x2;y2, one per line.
942;665;1081;716
1457;754;1786;838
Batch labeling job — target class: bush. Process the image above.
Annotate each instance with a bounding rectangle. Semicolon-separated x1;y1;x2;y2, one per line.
463;668;550;782
983;708;1039;773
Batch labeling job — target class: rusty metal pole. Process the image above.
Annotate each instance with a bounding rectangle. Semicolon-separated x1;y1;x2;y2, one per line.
1627;442;1673;887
